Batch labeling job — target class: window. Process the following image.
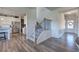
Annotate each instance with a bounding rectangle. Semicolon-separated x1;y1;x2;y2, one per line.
67;20;74;29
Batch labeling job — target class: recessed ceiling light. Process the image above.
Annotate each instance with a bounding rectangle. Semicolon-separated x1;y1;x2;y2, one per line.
1;18;4;20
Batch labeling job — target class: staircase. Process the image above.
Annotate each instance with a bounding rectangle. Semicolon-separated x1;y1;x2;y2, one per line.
35;21;44;44
37;30;51;44
35;19;51;44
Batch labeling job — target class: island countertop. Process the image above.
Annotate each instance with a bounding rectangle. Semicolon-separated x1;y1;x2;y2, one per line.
0;26;11;39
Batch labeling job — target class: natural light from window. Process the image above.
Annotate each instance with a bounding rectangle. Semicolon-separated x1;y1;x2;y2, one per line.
67;20;74;29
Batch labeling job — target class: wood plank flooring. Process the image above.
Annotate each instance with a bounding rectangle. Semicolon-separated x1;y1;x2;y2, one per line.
40;33;79;52
0;33;78;52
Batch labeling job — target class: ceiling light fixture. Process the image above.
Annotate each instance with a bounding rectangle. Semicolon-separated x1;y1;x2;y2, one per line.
1;18;4;20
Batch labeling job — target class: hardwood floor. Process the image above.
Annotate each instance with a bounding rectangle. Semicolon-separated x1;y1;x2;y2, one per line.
0;34;36;52
0;33;78;52
40;33;79;52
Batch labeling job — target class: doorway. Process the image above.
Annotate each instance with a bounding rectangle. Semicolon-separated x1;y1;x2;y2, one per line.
12;21;21;34
64;13;78;34
64;10;78;45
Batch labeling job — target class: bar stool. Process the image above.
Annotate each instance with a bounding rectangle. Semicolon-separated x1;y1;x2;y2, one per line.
0;32;6;40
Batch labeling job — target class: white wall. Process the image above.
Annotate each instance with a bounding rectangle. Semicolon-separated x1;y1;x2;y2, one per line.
78;9;79;37
36;7;53;22
25;8;37;42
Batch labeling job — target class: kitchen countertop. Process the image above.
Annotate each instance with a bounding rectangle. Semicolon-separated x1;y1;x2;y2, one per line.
0;27;10;29
0;27;11;39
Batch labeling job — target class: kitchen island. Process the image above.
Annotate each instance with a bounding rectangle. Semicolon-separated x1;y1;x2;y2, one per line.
0;26;11;40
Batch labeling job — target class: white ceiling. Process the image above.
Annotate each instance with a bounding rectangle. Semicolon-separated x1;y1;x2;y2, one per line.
0;7;60;17
0;7;35;16
46;7;60;10
0;7;74;17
